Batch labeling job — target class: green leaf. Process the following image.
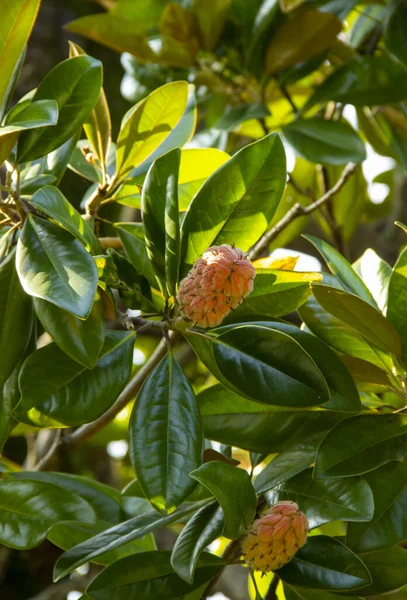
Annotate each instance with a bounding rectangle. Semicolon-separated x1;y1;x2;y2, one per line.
197;384;345;453
85;551;224;600
0;99;59;164
267;468;374;528
17;55;102;162
116;81;189;179
30;185;101;254
304;235;376;305
190;461;256;539
130;354;203;514
347;459;407;553
312;284;402;357
224;270;320;321
0;479;96;549
180;133;286;271
253;444;318;494
384;0;407;68
213;103;269;132
211;324;330;407
34;293;105;369
171;501;224;583
282;119;366;165
315;414;407;478
353;248;391;312
387;245;407;363
53;501;209;581
141;148;180;297
340;355;392;389
69;42;111;168
303;55;407;110
265;8;342;74
278;535;371;591
299;295;393;372
116;222;159;289
0;0;40;115
192;0;230;51
16;215;98;319
10;471;121;524
353;547;407;596
329;165;368;242
16;332;134;426
0;47;26;123
284;583;361;599
0;249;33;386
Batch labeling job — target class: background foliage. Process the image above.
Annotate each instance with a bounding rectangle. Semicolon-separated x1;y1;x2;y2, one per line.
1;0;407;599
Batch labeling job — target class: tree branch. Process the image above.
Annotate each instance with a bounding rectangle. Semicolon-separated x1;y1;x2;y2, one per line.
248;162;357;260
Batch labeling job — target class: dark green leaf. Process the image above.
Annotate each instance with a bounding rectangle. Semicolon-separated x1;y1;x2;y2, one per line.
53;501;209;581
190;461;256;539
130;354;203;513
211;325;330;407
312;284;402;357
352;547;407;596
213;103;269;131
116;222;159;289
267;468;374;528
254;445;318;494
315;414;407;478
0;479;96;549
85;551;224;600
34;293;105;369
171;501;224;583
0;249;33;386
180;133;286;272
278;535;371;591
16;331;134;426
284;583;360;599
347;459;407;552
304;235;376;305
384;0;407;67
16;215;98;319
303;55;407;109
30;185;101;254
387;245;407;363
282;119;365;165
17;55;102;162
141;148;180;297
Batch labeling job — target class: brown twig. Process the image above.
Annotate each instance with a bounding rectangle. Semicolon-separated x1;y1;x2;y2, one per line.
265;575;280;600
248;162;357;260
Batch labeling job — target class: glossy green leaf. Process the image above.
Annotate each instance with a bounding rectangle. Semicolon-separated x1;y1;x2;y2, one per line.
282;119;366;165
171;500;224;583
224;270;320;321
304;235;376;305
116;81;189;179
328;164;368;242
267;468;374;529
347;459;407;553
141;148;180;297
284;583;360;599
17;55;102;162
254;444;318;494
214;103;269;132
85;551;224;600
192;0;230;51
34;293;105;369
53;501;208;581
312;284;402;357
11;471;121;524
303;55;407;110
16;331;134;426
0;99;58;164
0;0;40;115
315;414;407;479
197;384;345;453
299;295;393;372
30;185;101;254
0;479;96;550
0;46;26;123
265;8;342;74
340;356;392;389
69;42;111;167
352;547;407;596
278;535;371;591
181;133;286;271
130;354;203;513
211;325;330;407
16;215;98;319
0;249;33;386
384;0;407;67
387;245;407;362
190;461;256;539
116;222;159;289
353;248;391;312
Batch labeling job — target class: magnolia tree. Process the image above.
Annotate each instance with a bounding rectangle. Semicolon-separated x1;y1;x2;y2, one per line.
2;1;407;600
